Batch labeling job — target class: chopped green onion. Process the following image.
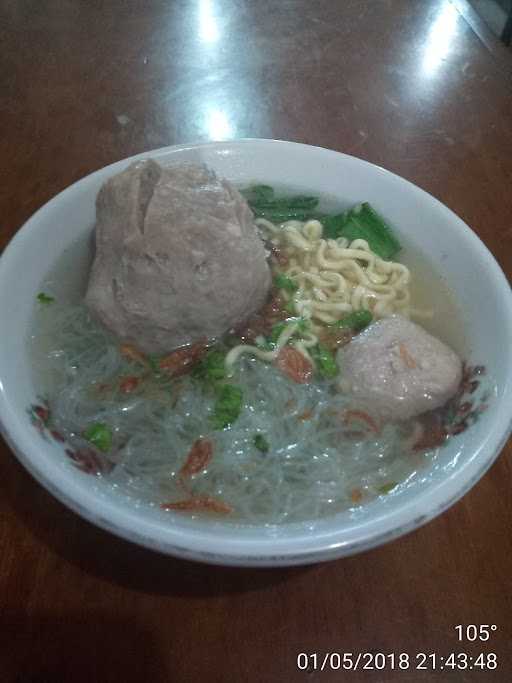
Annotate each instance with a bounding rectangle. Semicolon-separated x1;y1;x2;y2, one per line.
192;349;226;384
296;317;310;333
284;300;296;314
323;202;401;260
265;318;309;349
335;310;373;331
83;422;113;452
274;273;298;293
210;384;243;429
253;434;269;453
311;344;339;379
37;292;55;304
268;321;287;346
147;355;161;374
377;482;398;495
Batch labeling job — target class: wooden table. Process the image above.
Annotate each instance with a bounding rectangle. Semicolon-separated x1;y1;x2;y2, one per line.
2;1;512;680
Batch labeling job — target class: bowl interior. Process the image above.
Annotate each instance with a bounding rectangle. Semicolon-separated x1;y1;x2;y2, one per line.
1;139;511;566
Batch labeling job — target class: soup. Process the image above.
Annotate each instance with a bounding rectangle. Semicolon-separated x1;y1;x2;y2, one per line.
28;161;486;525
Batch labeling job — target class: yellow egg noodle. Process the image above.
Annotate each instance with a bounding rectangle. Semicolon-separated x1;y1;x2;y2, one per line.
259;218;412;326
226;217;418;373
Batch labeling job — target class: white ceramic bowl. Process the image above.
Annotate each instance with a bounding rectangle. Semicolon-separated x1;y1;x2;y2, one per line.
1;139;511;566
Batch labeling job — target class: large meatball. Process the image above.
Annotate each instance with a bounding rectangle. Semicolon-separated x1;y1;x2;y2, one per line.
85;159;271;354
338;316;462;421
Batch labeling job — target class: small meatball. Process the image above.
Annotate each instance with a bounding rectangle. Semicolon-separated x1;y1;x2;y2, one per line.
338;316;462;421
86;160;271;354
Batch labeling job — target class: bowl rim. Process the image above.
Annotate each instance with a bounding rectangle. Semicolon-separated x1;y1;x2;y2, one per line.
2;138;512;567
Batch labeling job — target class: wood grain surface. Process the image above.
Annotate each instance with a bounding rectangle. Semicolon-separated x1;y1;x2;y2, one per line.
1;1;511;681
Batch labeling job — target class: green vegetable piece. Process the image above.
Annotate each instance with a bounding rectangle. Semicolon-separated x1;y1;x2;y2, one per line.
322;212;348;240
342;203;401;259
243;189;320;223
377;482;398;495
311;344;339;379
241;184;275;203
274;273;298;293
83;422;113;452
253;434;269;453
37;292;55;304
192;349;226;383
251;196;319;210
335;309;373;331
250;208;316;223
210;384;243;429
322;203;401;259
